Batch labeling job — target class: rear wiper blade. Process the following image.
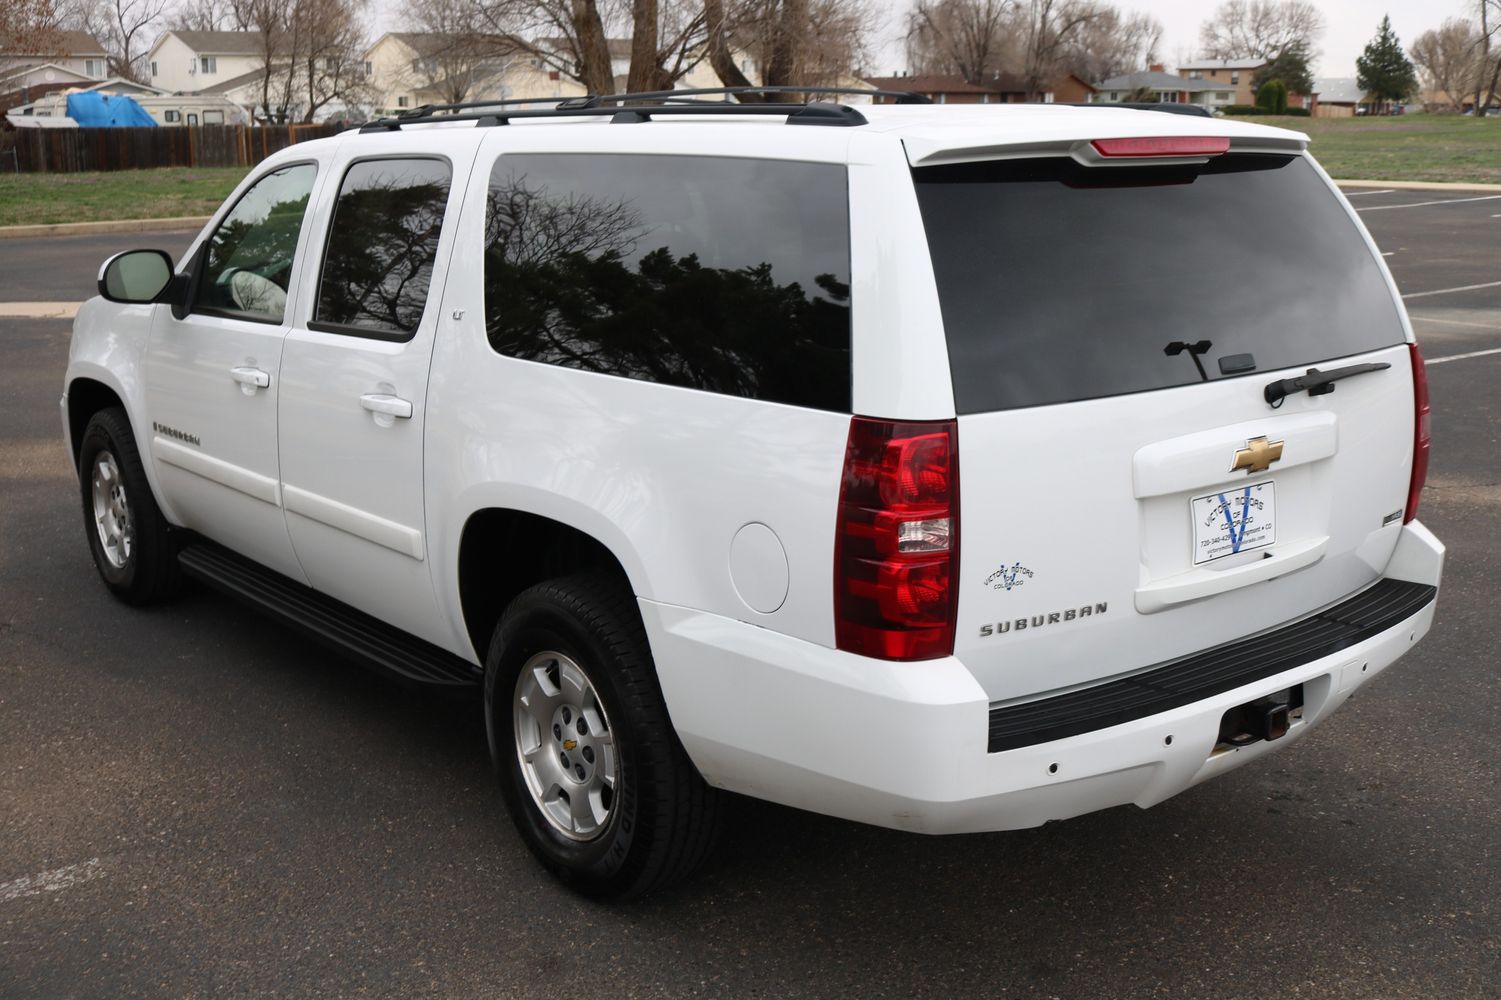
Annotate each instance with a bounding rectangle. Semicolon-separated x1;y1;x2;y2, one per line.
1264;361;1392;408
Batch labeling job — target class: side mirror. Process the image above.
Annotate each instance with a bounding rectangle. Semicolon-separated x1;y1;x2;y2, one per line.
98;249;174;304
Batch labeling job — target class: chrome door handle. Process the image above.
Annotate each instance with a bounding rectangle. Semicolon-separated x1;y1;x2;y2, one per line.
359;393;413;419
230;366;270;388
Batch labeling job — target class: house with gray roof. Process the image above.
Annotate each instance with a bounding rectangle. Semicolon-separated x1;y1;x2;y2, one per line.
1094;65;1237;110
145;31;266;96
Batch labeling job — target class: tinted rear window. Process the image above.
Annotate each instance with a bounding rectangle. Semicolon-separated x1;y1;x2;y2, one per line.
484;153;851;412
913;154;1405;413
314;157;451;339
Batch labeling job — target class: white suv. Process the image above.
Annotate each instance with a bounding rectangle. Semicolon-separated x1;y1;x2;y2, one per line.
64;91;1444;897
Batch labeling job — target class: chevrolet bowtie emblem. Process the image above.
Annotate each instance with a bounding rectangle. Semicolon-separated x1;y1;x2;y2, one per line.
1232;435;1284;474
563;739;578;751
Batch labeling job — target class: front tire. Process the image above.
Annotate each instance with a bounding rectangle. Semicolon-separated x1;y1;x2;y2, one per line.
485;572;721;899
77;407;180;605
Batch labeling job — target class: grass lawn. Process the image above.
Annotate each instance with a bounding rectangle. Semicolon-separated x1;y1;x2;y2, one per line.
0;167;249;227
1242;114;1501;184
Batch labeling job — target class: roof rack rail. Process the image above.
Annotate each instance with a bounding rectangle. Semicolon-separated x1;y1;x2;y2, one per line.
358;85;931;133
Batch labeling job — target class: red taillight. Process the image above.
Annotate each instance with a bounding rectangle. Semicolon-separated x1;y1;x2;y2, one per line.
1091;136;1231;158
834;417;958;661
1405;342;1430;523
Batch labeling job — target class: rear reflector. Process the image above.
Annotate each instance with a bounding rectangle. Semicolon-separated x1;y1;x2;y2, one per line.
1091;136;1231;158
1405;342;1430;523
834;417;959;661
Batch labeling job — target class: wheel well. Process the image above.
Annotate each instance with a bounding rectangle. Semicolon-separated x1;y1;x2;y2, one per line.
67;378;125;470
458;509;634;661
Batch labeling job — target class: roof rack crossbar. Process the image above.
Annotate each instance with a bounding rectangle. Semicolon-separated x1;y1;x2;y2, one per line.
358;84;931;132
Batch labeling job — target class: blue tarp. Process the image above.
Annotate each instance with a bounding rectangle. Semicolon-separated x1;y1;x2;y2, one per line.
65;93;157;128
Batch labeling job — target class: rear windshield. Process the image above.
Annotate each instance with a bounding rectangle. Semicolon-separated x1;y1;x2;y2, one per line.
913;154;1406;413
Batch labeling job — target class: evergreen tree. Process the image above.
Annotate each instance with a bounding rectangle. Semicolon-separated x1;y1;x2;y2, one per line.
1253;41;1315;98
1356;15;1419;111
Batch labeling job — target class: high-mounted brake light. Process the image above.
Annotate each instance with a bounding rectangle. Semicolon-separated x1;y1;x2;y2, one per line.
834;417;959;661
1091;136;1231;158
1405;343;1430;523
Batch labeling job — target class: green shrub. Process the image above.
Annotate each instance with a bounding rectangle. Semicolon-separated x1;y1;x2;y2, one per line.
1220;105;1262;115
1257;79;1289;114
1282;107;1311;117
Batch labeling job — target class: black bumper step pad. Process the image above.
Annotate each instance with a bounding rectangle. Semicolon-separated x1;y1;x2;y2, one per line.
987;579;1436;753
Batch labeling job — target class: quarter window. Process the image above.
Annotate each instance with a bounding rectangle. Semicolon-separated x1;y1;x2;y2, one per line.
192;162;317;323
312;157;452;339
483;153;852;412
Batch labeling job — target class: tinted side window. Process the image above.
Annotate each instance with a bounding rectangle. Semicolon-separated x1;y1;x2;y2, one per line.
484;154;851;412
914;154;1406;413
313;158;452;339
193;163;316;323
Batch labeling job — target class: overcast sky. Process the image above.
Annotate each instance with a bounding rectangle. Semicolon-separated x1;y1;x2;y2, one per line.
869;0;1480;79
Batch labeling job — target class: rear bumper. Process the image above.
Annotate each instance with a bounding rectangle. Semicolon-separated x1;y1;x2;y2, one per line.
643;521;1444;835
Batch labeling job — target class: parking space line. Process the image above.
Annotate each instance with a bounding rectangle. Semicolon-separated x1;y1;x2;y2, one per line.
1357;195;1501;212
0;301;82;319
1402;280;1501;300
0;859;103;904
1343;189;1396;197
1409;314;1499;330
1426;347;1501;365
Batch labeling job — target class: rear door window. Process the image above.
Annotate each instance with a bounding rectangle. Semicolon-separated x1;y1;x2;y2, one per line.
312;157;452;341
913;154;1406;413
483;153;852;412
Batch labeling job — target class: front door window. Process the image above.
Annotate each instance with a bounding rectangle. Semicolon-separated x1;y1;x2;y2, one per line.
192;163;317;324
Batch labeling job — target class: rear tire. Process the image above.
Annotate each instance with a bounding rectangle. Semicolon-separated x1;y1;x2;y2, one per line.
77;407;181;605
485;571;721;899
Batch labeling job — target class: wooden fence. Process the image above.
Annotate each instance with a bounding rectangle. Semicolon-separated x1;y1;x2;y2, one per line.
8;124;344;173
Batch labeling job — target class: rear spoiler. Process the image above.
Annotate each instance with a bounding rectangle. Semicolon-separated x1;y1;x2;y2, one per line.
1060;102;1215;119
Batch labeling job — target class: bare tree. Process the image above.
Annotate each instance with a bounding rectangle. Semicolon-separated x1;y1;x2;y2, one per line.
905;0;1014;83
704;0;754;88
396;0;513;104
1197;0;1323;61
465;0;616;93
1019;0;1109;100
0;0;69;57
1059;6;1159;84
76;0;167;80
1411;18;1482;110
297;0;369;120
235;0;366;122
1475;0;1501;114
731;0;874;90
166;0;255;31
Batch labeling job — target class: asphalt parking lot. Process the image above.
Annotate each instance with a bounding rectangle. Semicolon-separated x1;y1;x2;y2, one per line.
2;187;1499;997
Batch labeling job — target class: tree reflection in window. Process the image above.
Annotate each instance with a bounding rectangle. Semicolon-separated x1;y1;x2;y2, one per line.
315;158;452;337
193;163;316;323
484;154;852;412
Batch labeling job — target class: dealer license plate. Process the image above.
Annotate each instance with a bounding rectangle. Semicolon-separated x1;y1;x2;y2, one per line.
1191;481;1276;566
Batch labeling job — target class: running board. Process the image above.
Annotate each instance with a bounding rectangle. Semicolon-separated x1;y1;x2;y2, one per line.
178;542;481;688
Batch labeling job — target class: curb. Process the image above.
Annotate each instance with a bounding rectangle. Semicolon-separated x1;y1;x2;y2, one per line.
1334;179;1501;193
0;216;210;240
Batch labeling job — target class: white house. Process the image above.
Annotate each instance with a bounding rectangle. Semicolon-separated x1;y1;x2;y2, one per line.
363;32;587;116
0;30;109;81
145;31;264;96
